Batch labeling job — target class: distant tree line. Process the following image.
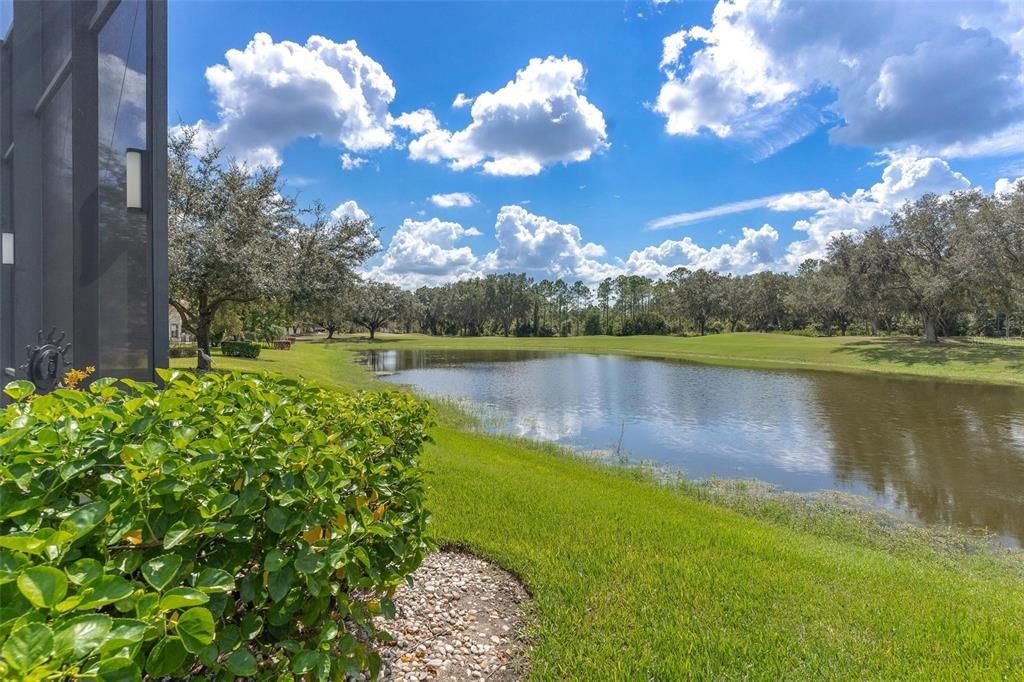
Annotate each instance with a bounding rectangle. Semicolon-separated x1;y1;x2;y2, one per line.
372;184;1024;343
169;125;1023;367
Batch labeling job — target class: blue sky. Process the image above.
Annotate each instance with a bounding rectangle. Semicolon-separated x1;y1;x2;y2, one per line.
169;0;1024;286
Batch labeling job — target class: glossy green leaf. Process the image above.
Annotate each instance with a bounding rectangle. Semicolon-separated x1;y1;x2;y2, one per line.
17;566;68;608
267;565;295;602
218;625;241;654
381;597;396;620
66;558;103;586
97;619;148;654
141;553;183;591
264;549;288;572
224;649;258;676
176;607;215;653
2;622;53;671
198;643;219;667
159;586;209;610
95;656;141;682
88;376;119;392
291;649;320;674
76;576;134;610
145;636;187;677
294;546;325;574
318;620;338;643
142;437;169;459
240;613;263;641
134;593;160;619
3;380;35;402
53;614;112;659
194;567;234;593
59;501;109;540
265;506;290;534
0;534;46;554
0;548;23;585
162;521;191;549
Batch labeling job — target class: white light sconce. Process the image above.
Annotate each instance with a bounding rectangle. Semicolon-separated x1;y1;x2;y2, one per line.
126;148;143;210
1;232;12;265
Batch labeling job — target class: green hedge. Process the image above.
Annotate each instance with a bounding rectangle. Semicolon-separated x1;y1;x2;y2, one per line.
0;370;433;680
220;341;262;359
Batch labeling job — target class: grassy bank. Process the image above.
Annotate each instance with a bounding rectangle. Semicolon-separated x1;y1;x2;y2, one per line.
173;337;1024;678
220;332;1023;386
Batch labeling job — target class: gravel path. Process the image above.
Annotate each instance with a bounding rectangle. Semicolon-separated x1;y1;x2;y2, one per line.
374;550;530;681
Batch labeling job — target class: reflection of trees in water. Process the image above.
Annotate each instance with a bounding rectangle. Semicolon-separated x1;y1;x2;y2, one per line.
366;349;554;372
812;375;1024;541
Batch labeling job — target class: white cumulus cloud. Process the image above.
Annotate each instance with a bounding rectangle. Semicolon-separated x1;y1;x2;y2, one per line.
407;57;609;176
365;152;978;288
994;175;1024;195
365;218;482;286
389;109;440;135
340;153;367;170
655;0;1024;157
429;192;477;208
660;29;688;72
625;225;780;277
189;32;397;166
480;205;618;281
330;200;369;223
777;152;970;266
638;151;972;274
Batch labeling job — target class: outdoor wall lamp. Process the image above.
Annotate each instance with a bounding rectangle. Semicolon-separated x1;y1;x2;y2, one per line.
1;232;12;265
126;148;143;210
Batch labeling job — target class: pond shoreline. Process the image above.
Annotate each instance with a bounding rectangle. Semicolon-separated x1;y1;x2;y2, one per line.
364;346;1024;546
344;332;1024;387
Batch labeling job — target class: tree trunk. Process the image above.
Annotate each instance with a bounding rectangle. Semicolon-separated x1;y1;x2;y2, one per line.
368;326;376;340
195;315;213;370
1006;311;1012;339
326;325;336;340
922;312;939;343
869;319;879;336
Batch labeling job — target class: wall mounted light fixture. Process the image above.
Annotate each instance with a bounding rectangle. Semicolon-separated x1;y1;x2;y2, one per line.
126;148;143;210
1;233;12;265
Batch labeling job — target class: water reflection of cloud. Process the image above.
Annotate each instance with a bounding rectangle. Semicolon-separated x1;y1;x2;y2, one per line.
378;349;1024;543
1008;422;1024;452
98;52;147;146
511;410;584;441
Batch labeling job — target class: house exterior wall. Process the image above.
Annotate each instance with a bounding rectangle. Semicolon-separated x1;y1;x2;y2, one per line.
0;0;166;391
169;305;194;343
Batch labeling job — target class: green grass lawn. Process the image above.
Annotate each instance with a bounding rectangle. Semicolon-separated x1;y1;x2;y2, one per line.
193;331;1024;386
173;335;1024;678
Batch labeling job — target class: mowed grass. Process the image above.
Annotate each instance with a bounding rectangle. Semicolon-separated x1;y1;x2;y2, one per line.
173;337;1024;678
218;331;1024;386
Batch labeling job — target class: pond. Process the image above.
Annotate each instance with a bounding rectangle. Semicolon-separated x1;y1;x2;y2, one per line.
364;349;1024;544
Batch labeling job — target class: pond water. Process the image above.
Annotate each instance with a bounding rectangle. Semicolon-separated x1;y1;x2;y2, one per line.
364;349;1024;543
